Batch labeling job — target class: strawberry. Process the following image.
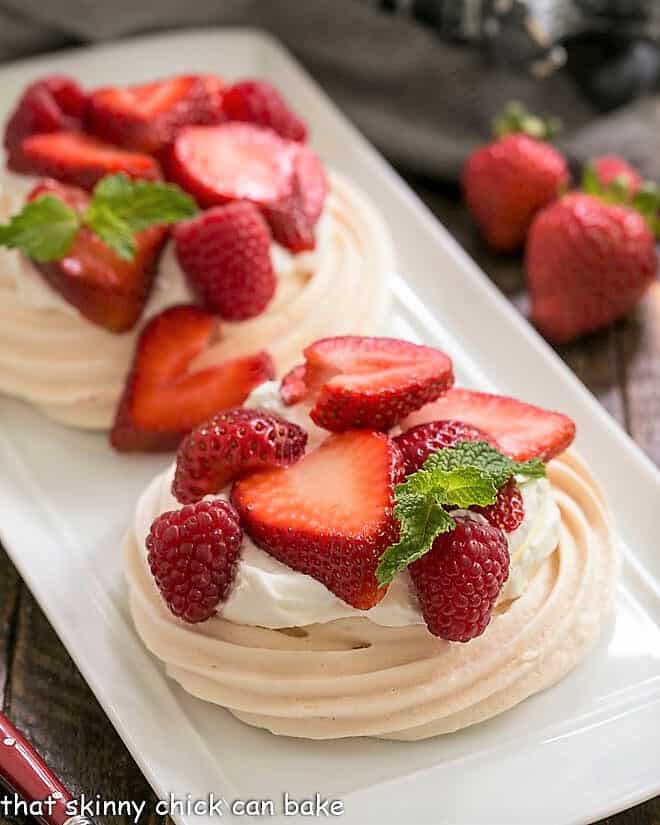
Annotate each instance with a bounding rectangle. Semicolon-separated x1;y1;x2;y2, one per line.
173;408;308;504
166;122;327;250
402;388;576;462
222;79;307;142
11;132;162;190
410;515;509;641
280;363;309;406
146;500;243;623
4;75;87;160
87;74;225;154
593;155;641;196
526;193;657;343
471;479;524;533
281;336;454;432
394;419;499;475
463;133;568;252
232;431;404;609
28;180;167;331
173;201;276;320
167;122;295;208
110;305;275;452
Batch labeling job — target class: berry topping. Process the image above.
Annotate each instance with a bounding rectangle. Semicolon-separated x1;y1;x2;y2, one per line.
167;122;295;208
463;133;568;252
166;122;327;251
110;305;274;452
394;419;500;475
526;192;657;343
9;131;162;190
4;75;87;159
87;74;225;154
173;408;308;505
232;430;404;609
25;179;168;332
409;515;509;641
403;388;575;462
146;499;242;623
280;363;309;406
281;336;454;432
471;479;524;533
174;201;276;320
222;79;307;142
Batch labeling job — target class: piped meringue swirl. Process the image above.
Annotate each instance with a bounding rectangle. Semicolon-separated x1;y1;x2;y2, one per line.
124;449;618;740
0;172;392;430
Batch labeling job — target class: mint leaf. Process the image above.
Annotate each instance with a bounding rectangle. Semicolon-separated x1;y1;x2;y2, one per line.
84;202;135;260
424;441;545;489
0;195;80;262
376;441;546;586
89;173;198;233
377;495;455;587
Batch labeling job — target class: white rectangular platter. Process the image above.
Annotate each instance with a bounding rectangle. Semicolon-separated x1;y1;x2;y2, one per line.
1;29;660;825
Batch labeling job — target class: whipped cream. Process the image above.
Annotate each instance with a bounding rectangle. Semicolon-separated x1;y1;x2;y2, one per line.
0;170;393;430
132;382;562;629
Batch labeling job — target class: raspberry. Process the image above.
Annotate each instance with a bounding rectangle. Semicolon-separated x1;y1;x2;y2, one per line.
146;500;242;623
173;408;308;504
222;80;307;142
174;202;276;321
472;479;524;533
410;516;509;641
395;419;498;475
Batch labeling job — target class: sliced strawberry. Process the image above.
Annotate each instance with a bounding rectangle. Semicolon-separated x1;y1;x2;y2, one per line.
4;75;87;159
280;363;309;406
28;180;167;332
222;79;307;142
394;419;500;475
87;74;225;154
167;122;295;208
111;305;275;452
295;143;328;224
261;171;315;252
11;132;162;190
283;336;454;432
232;430;404;609
173;408;308;504
402;388;575;462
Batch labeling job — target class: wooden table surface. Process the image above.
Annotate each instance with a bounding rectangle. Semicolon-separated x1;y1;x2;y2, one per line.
0;177;658;825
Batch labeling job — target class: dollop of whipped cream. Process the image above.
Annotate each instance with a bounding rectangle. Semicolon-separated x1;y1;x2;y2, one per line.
136;381;561;629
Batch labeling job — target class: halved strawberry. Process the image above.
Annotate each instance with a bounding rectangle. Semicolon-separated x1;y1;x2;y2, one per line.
11;132;161;190
280;336;454;432
232;430;404;609
4;75;87;159
402;388;575;462
87;74;225;154
111;305;275;452
28;180;167;332
167;122;295;208
166;122;327;250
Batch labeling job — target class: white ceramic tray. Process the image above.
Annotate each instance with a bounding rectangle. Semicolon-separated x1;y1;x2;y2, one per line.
1;29;659;825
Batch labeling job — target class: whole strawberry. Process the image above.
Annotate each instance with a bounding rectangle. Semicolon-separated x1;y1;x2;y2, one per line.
410;515;509;642
463;103;568;252
174;201;276;321
592;155;641;196
526;192;657;343
146;499;243;623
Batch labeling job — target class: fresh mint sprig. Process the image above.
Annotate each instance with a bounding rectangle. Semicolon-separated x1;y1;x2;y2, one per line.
0;173;199;262
376;441;546;587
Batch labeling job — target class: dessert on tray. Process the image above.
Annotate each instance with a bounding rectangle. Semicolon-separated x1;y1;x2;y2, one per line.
0;75;392;431
123;335;618;740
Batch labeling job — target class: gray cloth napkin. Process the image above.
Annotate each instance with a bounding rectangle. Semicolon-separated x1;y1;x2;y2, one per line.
0;0;658;181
